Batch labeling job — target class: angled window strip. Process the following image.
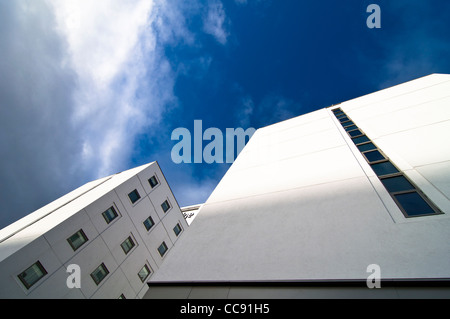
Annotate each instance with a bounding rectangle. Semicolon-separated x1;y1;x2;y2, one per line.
332;108;442;218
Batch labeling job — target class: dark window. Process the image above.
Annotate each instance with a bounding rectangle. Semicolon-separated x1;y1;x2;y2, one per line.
370;161;399;176
344;125;358;131
381;175;415;193
148;175;158;188
120;236;135;254
173;223;182;236
357;142;377;152
161;200;171;213
138;265;151;282
342;120;354;127
143;216;155;231
18;261;47;289
348;129;363;137
128;189;141;204
158;242;168;257
352;135;370;145
102;206;118;224
91;263;109;285
394;192;437;217
363;150;386;163
339;116;350;123
67;229;88;251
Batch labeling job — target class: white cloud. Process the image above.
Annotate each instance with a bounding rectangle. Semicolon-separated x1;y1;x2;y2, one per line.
203;0;229;45
47;0;157;177
0;0;231;228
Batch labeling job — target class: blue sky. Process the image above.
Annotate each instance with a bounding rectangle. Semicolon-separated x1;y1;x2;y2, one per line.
1;0;450;229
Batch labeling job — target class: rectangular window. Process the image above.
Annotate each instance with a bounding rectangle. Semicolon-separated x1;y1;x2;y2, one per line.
91;263;109;285
120;236;135;255
357;142;377;152
348;129;363;137
161;200;171;213
351;135;370;145
344;124;358;131
158;242;168;257
138;264;151;282
370;161;399;176
363;150;386;163
394;192;437;217
67;229;88;251
128;189;141;204
380;175;415;193
148;175;159;188
342;120;354;127
17;261;47;289
173;223;182;236
143;216;155;231
102;206;118;224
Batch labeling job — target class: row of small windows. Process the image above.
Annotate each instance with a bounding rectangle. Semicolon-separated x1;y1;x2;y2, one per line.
17;238;175;291
333;108;442;218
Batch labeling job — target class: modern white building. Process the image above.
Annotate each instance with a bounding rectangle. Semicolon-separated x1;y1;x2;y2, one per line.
1;74;449;299
145;74;450;298
0;162;188;298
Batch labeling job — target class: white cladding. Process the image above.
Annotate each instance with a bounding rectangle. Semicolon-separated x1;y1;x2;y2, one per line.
151;74;450;282
0;162;188;298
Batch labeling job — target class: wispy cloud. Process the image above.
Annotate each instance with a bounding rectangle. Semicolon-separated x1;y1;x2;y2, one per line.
203;0;229;45
48;0;175;178
0;0;229;228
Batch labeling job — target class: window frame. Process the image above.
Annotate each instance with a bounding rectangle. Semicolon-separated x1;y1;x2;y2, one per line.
120;235;136;255
173;223;183;236
90;263;109;286
102;206;119;224
157;241;168;257
143;216;155;231
148;175;159;189
138;264;152;283
161;199;171;213
361;149;387;164
128;189;141;204
67;229;89;251
391;190;442;218
17;261;48;290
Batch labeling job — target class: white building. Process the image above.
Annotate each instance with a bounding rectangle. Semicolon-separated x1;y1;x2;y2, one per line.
0;162;188;299
145;74;450;298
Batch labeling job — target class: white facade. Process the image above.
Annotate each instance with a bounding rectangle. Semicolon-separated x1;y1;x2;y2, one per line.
146;74;450;297
0;162;188;299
